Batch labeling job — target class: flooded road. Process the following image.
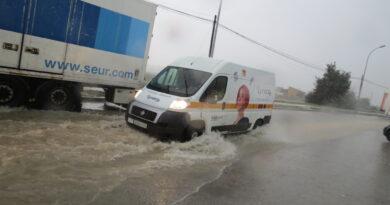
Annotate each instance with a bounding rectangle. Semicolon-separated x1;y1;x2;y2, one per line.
0;107;239;204
182;111;390;205
0;107;389;205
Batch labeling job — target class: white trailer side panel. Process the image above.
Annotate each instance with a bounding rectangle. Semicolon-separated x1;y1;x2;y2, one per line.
20;35;66;74
0;0;156;89
63;44;145;88
0;30;22;68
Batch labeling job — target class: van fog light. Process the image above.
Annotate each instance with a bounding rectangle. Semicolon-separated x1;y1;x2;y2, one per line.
169;100;190;110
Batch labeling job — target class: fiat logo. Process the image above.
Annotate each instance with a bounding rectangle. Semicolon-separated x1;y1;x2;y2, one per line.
140;110;146;116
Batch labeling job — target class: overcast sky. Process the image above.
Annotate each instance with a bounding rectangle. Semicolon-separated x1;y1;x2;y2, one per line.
146;0;389;105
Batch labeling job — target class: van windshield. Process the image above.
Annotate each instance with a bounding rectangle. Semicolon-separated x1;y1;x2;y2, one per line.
147;67;211;97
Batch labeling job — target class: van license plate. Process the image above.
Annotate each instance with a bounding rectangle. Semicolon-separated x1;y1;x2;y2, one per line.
128;117;148;129
134;120;147;129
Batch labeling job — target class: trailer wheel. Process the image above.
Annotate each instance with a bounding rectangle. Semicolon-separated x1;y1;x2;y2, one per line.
0;76;28;107
37;81;81;112
253;119;264;130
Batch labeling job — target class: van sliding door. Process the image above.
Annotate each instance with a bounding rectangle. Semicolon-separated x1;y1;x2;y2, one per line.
200;76;228;132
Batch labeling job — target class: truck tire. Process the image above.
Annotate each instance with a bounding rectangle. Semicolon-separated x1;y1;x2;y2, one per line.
0;76;28;107
386;131;390;142
37;81;81;112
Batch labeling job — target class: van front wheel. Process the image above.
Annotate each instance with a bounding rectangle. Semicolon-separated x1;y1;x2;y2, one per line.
182;128;201;142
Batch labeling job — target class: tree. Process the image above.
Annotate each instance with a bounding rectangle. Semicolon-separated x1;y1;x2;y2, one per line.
306;63;352;106
337;91;356;109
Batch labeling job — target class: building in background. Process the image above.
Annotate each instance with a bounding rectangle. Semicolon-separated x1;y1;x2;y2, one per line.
276;87;306;103
380;90;390;115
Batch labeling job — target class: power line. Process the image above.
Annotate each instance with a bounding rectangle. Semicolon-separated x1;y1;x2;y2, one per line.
154;3;389;90
156;4;211;22
156;3;325;71
218;24;325;72
351;76;388;90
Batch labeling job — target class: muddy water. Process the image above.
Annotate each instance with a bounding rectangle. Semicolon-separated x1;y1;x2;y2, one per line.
3;107;385;205
0;107;271;205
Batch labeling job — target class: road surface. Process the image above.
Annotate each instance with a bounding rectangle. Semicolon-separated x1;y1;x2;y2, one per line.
181;111;390;205
0;107;389;205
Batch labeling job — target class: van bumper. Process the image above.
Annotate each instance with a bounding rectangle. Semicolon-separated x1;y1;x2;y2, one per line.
125;101;191;139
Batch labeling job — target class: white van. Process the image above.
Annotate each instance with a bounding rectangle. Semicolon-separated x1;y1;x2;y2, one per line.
125;57;275;141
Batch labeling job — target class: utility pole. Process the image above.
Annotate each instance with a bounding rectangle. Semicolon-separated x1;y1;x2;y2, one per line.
208;0;222;58
208;15;217;58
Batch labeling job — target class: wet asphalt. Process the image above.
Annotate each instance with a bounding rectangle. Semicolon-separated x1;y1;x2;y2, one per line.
180;110;390;205
1;108;389;205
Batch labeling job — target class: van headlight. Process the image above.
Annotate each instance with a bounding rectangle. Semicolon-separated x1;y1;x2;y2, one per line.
169;99;190;110
134;90;142;99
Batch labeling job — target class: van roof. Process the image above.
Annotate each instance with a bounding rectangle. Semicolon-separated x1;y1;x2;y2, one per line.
169;56;274;77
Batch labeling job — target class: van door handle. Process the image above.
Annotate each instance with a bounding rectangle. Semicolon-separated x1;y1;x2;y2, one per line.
2;42;19;51
222;102;226;110
25;46;39;55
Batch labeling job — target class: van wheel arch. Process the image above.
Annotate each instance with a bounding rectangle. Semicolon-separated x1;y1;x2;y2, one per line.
181;120;205;142
253;119;264;130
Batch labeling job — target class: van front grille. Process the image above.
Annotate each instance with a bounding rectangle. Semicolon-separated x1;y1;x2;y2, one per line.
131;106;157;121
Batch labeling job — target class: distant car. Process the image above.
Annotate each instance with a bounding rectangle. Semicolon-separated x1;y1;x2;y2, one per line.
384;125;390;141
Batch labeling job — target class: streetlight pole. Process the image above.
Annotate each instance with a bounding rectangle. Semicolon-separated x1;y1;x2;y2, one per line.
357;45;386;99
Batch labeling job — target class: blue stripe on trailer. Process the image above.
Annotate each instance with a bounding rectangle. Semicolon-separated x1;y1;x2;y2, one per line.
68;0;101;48
94;7;150;58
0;0;150;59
0;0;27;33
124;16;150;58
26;0;73;42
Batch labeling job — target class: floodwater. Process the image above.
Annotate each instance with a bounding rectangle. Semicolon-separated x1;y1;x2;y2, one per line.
0;107;258;205
0;107;389;205
180;111;390;205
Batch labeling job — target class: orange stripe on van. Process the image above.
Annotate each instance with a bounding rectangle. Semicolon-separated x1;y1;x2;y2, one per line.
224;104;237;109
187;102;222;109
187;102;274;109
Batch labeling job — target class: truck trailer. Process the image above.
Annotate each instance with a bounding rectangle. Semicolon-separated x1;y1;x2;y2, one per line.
0;0;156;111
